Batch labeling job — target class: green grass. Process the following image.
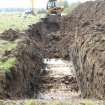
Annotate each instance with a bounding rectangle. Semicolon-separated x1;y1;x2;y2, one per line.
0;57;16;71
25;100;104;105
0;40;17;71
22;100;105;105
0;13;45;32
0;41;17;52
0;100;104;105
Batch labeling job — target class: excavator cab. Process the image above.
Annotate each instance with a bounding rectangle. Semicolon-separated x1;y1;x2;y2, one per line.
47;0;64;16
47;0;57;9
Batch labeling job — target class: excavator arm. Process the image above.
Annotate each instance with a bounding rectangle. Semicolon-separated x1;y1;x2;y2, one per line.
31;0;36;15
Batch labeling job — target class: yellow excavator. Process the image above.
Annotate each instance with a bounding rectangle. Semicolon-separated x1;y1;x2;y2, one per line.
47;0;64;16
31;0;64;16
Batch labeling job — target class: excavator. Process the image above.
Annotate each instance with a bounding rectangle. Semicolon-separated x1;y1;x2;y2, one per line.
31;0;64;16
47;0;64;16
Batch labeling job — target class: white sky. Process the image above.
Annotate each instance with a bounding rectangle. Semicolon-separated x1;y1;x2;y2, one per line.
0;0;95;8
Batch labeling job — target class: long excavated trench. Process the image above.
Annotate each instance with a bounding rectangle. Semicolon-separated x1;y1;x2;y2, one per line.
1;0;105;100
0;15;79;100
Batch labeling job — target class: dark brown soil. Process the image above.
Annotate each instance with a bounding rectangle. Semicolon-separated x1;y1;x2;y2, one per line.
0;15;76;99
32;0;105;99
5;40;44;99
1;0;105;100
0;29;20;41
65;0;105;99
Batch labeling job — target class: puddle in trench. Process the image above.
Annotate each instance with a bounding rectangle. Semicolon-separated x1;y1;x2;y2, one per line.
36;58;79;100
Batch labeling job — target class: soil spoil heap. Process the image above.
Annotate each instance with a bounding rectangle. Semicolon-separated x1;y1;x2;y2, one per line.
0;30;44;99
68;0;105;99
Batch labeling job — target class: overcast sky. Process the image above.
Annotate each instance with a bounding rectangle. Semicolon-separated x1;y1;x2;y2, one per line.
0;0;95;8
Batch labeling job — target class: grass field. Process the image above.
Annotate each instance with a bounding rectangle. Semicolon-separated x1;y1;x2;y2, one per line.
0;99;104;105
0;13;45;32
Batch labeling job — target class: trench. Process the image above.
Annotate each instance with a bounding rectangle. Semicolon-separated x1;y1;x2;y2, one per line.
0;15;80;99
